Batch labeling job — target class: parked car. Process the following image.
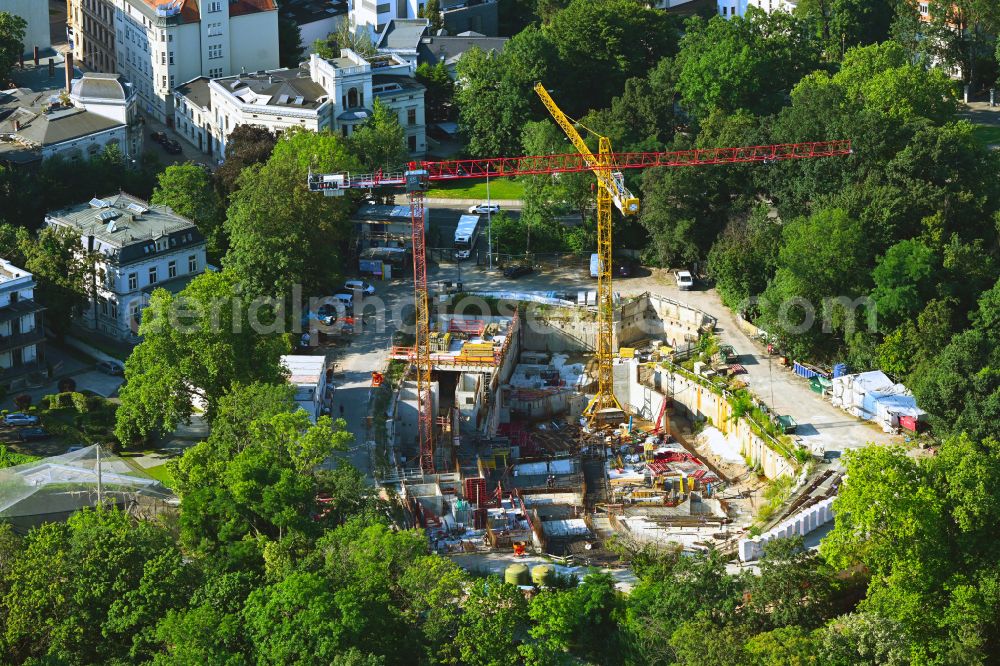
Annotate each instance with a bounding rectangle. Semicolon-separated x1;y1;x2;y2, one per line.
344;279;376;295
96;360;124;375
675;270;694;290
163;139;182;155
503;263;533;279
4;413;39;426
150;130;167;144
17;427;50;442
614;258;634;278
469;203;501;215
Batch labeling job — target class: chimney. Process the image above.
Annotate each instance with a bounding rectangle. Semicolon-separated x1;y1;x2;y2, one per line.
13;119;20;131
33;46;39;67
65;52;74;94
48;58;54;77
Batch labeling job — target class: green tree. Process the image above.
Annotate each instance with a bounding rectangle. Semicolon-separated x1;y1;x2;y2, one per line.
151;163;226;259
2;507;192;664
870;239;938;329
668;618;750;666
314;21;375;59
758;208;873;360
418;0;444;33
223;128;359;298
744;626;822;666
818;612;913;666
746;537;835;631
708;206;782;310
675;8;820;120
278;15;305;68
542;0;679;117
215;124;278;199
347;98;408;171
114;270;289;443
0;12;26;84
19;225;94;338
455;578;529;666
795;0;895;56
415;61;454;122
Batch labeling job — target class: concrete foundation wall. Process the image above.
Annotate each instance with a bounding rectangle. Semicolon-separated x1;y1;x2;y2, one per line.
522;293;715;354
738;496;835;561
625;360;795;480
396;380;440;456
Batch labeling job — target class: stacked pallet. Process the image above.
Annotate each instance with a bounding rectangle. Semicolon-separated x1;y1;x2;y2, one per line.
457;342;495;363
428;331;452;352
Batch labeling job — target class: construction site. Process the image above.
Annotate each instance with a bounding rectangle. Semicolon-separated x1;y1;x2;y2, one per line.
309;84;852;564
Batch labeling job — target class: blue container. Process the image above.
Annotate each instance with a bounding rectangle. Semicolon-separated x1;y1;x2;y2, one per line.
793;361;819;379
833;363;848;378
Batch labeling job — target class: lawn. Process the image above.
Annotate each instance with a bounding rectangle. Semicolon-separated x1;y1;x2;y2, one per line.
143;463;174;487
426;178;525;200
972;124;1000;146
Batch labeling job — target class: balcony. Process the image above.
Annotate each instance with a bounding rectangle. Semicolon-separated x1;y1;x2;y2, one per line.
0;327;45;352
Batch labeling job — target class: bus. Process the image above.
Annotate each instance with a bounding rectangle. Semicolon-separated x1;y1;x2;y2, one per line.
453;214;482;260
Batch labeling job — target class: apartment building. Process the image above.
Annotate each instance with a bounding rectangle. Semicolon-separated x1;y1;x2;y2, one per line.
0;259;45;381
68;0;280;124
173;49;426;158
717;0;797;18
45;193;207;342
351;0;498;39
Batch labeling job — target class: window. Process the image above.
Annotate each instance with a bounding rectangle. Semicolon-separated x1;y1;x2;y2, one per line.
168;260;177;278
110;302;118;320
161;75;166;88
918;2;928;14
208;44;222;59
407;135;417;152
208;1;222;11
169;51;174;64
160;31;165;42
100;298;109;315
128;272;137;290
168;33;173;42
160;51;165;65
188;255;197;272
407;108;416;126
721;5;727;14
149;266;157;284
170;74;174;87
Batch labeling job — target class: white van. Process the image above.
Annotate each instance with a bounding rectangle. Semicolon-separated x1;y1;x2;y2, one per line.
344;279;375;295
333;293;354;308
675;270;693;290
589;253;600;278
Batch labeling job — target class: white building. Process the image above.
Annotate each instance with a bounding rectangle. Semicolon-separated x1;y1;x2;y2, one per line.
0;259;45;380
0;70;140;168
173;49;426;158
45;193;207;342
717;0;797;18
109;0;280;123
281;355;330;422
351;0;498;39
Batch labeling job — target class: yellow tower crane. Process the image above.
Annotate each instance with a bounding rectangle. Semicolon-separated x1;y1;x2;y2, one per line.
534;83;639;423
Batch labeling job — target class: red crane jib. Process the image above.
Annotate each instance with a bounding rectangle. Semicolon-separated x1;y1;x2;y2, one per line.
320;140;852;190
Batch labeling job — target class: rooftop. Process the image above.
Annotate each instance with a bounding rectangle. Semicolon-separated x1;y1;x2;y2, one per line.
0;89;124;164
279;0;347;24
372;74;425;97
175;76;212;110
71;72;132;102
212;68;327;110
376;18;430;53
0;259;32;285
8;50;79;93
47;193;204;264
418;34;508;68
282;355;326;385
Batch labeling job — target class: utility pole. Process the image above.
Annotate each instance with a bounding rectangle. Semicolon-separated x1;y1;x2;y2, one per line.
486;165;492;270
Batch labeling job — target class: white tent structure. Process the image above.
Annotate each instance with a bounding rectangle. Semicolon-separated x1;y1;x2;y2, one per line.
0;445;176;531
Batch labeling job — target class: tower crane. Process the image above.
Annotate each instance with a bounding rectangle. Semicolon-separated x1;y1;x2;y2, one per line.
309;119;850;474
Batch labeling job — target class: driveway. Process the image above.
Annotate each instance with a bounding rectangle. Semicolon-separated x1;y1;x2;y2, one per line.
142;113;212;167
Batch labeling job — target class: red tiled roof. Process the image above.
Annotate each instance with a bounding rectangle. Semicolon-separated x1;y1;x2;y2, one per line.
229;0;278;16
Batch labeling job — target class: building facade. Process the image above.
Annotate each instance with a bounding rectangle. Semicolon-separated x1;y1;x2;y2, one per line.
68;0;280;124
0;0;51;56
350;0;498;38
0;259;45;381
173;49;426;158
716;0;797;18
68;0;118;73
45;193;207;342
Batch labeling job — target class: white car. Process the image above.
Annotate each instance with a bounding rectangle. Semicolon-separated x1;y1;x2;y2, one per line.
675;270;694;290
344;279;376;295
4;412;39;426
469;203;501;215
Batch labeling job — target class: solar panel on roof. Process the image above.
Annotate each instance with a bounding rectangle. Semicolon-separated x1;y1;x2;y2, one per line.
294;96;304;105
97;210;118;221
89;198;108;208
127;202;148;215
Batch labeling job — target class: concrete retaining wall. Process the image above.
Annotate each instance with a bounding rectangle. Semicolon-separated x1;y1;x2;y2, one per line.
738;496;835;562
625;360;796;480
